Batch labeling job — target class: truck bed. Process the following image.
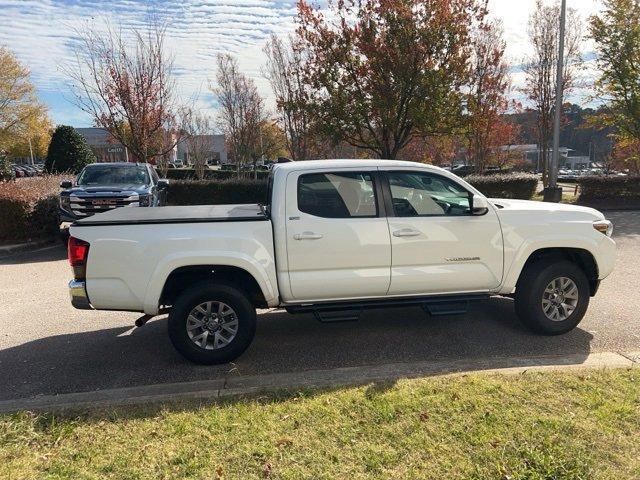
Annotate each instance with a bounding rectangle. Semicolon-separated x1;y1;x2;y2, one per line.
73;204;267;226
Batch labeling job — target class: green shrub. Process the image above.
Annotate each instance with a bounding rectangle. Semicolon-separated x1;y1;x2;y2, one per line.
466;173;538;199
0;175;69;243
167;179;269;206
165;168;270;181
30;195;60;238
577;175;640;200
0;151;13;181
44;125;96;174
0;197;30;241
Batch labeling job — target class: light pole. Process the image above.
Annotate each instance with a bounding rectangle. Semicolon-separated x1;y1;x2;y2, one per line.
544;0;566;202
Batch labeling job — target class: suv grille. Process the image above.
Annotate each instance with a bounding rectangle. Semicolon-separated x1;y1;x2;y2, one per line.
69;195;139;217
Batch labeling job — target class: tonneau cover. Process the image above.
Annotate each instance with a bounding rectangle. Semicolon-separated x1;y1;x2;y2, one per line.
73;204;267;226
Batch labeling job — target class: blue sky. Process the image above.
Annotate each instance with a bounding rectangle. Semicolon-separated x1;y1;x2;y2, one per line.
0;0;604;127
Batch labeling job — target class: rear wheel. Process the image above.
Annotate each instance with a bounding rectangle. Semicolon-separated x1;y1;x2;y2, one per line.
514;260;590;335
168;283;256;364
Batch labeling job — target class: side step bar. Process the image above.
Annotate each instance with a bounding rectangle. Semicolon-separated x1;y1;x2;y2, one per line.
286;294;490;322
313;310;363;323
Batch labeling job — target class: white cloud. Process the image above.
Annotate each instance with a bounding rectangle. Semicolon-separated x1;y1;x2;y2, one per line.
0;0;605;124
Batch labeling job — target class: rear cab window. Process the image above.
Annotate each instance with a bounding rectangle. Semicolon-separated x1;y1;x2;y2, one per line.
297;172;378;218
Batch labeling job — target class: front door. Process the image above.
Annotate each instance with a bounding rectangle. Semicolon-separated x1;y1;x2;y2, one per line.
285;169;391;301
380;169;503;295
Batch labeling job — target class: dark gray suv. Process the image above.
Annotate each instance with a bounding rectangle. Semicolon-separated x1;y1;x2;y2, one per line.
59;162;169;224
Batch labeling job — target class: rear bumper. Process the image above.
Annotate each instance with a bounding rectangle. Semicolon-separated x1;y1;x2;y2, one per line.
69;280;93;310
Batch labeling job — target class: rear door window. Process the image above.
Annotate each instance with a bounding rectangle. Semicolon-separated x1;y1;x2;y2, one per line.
298;172;378;218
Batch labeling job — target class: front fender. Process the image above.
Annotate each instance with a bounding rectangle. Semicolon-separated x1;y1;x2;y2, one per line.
498;234;616;294
143;251;278;314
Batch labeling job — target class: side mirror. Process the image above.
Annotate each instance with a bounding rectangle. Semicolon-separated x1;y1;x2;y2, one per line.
471;195;489;216
157;179;169;189
60;180;72;189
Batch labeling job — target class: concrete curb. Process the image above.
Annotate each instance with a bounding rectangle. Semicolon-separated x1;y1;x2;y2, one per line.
0;351;636;414
0;239;57;258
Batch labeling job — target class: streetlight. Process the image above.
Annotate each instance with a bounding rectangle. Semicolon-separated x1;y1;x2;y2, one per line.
544;0;566;202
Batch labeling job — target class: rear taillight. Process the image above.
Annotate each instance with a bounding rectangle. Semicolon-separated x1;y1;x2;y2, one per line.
68;236;90;279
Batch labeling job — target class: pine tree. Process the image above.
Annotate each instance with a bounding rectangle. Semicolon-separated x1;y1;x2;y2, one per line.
45;125;96;173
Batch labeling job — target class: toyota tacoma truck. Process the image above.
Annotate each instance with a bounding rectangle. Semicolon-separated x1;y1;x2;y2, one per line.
67;160;616;364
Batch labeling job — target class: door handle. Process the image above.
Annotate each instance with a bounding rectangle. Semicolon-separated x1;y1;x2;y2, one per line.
393;228;422;238
294;232;324;240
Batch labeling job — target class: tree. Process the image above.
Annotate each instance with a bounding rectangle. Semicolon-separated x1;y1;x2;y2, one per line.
400;135;460;166
610;135;640;173
466;20;520;172
0;149;12;181
181;109;214;180
590;0;640;165
295;0;486;159
45;125;96;173
212;53;268;172
4;112;52;160
66;19;183;164
254;120;288;164
0;47;50;158
263;34;317;161
523;0;583;185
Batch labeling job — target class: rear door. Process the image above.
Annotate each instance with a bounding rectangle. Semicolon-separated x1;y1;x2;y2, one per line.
285;169;391;301
380;169;503;295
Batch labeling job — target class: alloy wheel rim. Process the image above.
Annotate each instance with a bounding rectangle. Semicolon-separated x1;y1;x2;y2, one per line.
186;301;239;350
541;277;579;322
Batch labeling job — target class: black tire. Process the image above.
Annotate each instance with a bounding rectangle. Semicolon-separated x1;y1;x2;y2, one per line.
514;259;590;335
168;282;256;365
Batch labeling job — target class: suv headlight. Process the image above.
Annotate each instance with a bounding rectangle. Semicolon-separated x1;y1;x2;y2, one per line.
139;194;151;207
593;220;613;237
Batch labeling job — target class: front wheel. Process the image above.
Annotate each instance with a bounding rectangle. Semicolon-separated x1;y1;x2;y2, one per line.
514;260;590;335
168;283;256;364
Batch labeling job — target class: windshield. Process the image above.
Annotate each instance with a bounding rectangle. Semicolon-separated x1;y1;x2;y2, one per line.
77;165;150;186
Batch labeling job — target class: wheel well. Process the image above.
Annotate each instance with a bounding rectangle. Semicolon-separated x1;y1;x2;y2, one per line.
160;265;267;308
518;248;599;295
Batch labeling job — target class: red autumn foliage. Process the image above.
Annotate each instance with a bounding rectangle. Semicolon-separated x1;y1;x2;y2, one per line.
295;0;488;159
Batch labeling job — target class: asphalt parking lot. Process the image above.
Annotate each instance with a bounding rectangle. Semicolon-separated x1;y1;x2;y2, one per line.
1;211;639;402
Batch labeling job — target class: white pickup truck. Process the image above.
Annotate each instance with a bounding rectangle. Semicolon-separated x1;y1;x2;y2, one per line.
68;160;616;364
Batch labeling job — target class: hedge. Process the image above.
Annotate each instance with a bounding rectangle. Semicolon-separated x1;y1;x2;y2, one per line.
577;175;640;200
0;175;69;244
466;173;539;200
165;168;270;181
167;179;269;206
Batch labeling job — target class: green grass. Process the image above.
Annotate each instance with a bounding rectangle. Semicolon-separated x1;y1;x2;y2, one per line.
1;369;638;479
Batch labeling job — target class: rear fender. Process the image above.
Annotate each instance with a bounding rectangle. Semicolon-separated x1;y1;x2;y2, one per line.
143;252;278;314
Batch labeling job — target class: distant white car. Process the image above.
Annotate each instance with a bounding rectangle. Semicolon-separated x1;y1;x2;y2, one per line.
67;159;616;364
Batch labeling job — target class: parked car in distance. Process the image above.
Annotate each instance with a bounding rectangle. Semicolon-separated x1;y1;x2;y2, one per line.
11;165;25;178
59;162;169;226
451;164;474;177
67;159;616;365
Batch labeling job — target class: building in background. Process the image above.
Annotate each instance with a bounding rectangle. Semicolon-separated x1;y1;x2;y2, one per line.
75;127;182;165
176;134;227;165
499;144;596;171
75;128;128;162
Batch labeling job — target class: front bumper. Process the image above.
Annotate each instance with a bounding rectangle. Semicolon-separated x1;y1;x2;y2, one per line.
69;280;93;310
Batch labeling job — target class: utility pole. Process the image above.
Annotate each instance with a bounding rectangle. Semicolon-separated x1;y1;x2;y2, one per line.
28;137;34;165
544;0;566;202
